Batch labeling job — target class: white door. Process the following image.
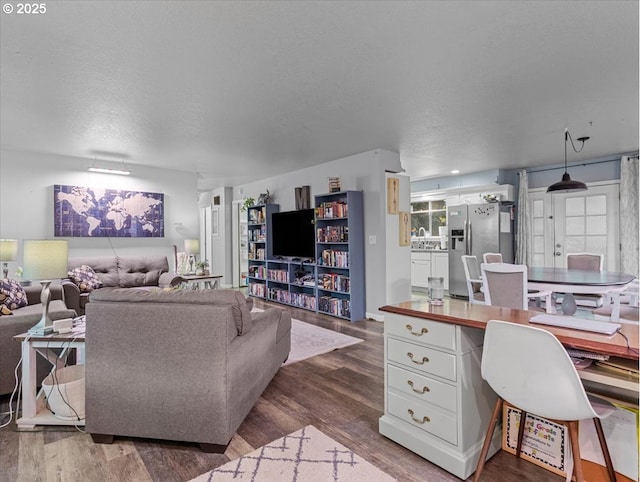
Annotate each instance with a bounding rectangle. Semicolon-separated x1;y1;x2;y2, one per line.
529;182;620;271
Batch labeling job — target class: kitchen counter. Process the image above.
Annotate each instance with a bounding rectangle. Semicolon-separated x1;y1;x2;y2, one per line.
411;249;447;253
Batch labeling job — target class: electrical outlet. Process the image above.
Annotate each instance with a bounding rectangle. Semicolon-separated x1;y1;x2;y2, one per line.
368;235;376;245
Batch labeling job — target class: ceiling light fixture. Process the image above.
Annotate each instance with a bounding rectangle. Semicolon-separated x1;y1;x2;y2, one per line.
88;158;131;176
451;170;460;174
547;128;589;193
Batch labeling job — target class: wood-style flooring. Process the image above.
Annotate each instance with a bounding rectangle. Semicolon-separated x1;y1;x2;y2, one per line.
0;298;563;482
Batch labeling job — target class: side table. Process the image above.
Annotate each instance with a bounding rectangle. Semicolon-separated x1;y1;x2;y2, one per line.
181;274;223;289
14;325;86;430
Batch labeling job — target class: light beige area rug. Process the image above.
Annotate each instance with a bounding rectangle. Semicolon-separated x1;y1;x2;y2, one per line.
189;425;395;482
252;308;364;365
285;318;363;365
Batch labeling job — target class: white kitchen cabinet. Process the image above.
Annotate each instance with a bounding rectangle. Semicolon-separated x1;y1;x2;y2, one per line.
410;252;430;289
432;252;449;290
411;251;448;291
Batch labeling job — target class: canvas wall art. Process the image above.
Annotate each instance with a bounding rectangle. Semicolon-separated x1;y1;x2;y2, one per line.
54;184;164;237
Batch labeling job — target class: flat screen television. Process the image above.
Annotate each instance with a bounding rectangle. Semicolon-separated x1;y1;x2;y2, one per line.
271;209;315;260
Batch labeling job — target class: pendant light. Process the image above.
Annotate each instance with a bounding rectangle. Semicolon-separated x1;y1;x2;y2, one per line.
547;128;589;193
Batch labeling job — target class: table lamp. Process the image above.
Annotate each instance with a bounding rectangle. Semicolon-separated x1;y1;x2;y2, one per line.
0;239;18;279
184;238;200;274
22;239;68;335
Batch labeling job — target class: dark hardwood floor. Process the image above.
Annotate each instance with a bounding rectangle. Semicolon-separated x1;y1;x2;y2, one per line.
0;298;563;482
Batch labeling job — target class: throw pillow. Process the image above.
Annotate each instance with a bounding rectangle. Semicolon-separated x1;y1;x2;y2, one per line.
68;265;103;293
0;279;28;310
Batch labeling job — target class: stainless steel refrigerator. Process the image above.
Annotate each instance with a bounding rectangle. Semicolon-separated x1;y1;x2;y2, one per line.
448;203;514;298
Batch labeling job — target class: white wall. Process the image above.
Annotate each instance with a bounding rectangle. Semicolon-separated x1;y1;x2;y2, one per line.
233;149;406;319
0;149;199;273
385;172;412;308
199;187;234;287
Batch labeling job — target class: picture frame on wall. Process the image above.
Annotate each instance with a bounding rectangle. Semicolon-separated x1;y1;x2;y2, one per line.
399;210;410;246
387;177;399;214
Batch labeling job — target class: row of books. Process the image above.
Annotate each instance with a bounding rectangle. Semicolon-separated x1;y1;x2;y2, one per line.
317;225;349;243
268;288;317;310
248;265;266;279
248;208;266;224
248;225;266;241
248;247;265;260
268;269;289;283
318;273;350;293
248;282;266;298
318;249;349;268
316;201;348;219
318;296;351;318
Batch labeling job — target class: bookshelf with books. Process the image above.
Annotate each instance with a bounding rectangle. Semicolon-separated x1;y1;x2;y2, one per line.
247;203;279;299
265;259;318;311
315;190;364;321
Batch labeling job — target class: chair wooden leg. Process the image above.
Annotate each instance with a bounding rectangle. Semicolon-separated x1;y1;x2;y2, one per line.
473;397;503;482
515;409;528;458
567;420;584;482
593;417;617;482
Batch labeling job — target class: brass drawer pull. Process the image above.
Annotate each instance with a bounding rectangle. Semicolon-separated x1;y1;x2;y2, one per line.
408;409;430;424
407;352;429;365
407;380;430;394
406;324;428;336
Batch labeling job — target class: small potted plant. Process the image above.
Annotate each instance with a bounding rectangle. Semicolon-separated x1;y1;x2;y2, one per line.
241;197;255;211
195;260;209;276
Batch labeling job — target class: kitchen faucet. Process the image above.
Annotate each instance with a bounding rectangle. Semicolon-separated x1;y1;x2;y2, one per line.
418;227;427;237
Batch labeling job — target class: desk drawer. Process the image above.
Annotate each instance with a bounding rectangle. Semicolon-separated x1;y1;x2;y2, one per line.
386;314;456;350
388;338;457;382
388;391;457;445
388;364;456;412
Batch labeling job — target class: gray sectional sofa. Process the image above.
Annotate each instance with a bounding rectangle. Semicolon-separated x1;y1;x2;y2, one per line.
62;255;184;315
85;287;291;451
0;284;77;395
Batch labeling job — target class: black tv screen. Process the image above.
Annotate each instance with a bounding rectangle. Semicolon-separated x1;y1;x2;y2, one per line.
271;209;315;259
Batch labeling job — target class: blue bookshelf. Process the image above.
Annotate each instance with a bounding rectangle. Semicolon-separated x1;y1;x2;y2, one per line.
247;203;278;299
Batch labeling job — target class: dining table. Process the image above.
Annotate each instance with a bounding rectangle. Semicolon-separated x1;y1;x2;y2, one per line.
527;267;636;319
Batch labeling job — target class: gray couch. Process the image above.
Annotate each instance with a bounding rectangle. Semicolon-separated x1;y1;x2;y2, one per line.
62;255;184;315
85;288;291;451
0;284;77;395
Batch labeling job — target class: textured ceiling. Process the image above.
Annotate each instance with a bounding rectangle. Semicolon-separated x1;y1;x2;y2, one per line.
1;1;638;190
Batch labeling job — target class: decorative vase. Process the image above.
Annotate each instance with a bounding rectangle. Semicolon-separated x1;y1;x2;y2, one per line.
561;293;577;316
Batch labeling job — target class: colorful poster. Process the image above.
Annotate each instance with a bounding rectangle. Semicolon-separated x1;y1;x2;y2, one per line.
54;185;164;237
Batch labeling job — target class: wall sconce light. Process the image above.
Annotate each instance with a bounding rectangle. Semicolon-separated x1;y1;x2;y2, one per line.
88;158;131;176
22;240;69;335
547;128;589;193
184;239;200;274
0;239;18;278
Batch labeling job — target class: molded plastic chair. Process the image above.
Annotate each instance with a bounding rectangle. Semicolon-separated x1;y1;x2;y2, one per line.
480;263;551;310
462;255;484;304
482;252;503;264
473;320;617;482
593;279;640;322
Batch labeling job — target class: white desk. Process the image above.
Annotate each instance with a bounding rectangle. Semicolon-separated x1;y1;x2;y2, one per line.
14;328;85;430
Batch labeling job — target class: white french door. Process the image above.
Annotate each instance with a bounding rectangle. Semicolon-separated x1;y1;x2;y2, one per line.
529;181;620;271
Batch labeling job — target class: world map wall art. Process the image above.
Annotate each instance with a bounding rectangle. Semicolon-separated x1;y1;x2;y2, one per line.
54;184;164;237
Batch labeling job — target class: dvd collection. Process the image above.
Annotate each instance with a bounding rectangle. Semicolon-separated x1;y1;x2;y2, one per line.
318;296;351;318
319;249;349;268
316;201;348;219
268;288;317;310
317;225;349;243
319;273;350;293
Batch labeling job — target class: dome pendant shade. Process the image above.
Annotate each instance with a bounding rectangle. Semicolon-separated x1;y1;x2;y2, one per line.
547;129;589;194
547;172;588;193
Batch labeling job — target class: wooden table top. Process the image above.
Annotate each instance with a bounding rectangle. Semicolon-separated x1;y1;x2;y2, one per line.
528;267;635;286
380;299;639;360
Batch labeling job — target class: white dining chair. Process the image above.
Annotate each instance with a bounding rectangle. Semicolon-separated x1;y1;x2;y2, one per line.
482;252;503;264
565;252;605;308
462;255;484;304
480;263;551;311
473;320;617;482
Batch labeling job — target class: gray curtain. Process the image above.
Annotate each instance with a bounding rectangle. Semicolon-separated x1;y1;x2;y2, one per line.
620;156;639;276
515;169;531;266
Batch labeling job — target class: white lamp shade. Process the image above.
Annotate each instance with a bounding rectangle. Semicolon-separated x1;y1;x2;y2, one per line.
184;239;200;255
22;240;68;280
0;239;18;261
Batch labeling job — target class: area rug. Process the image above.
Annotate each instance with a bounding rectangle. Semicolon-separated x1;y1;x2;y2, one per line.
252;308;364;365
189;425;395;481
